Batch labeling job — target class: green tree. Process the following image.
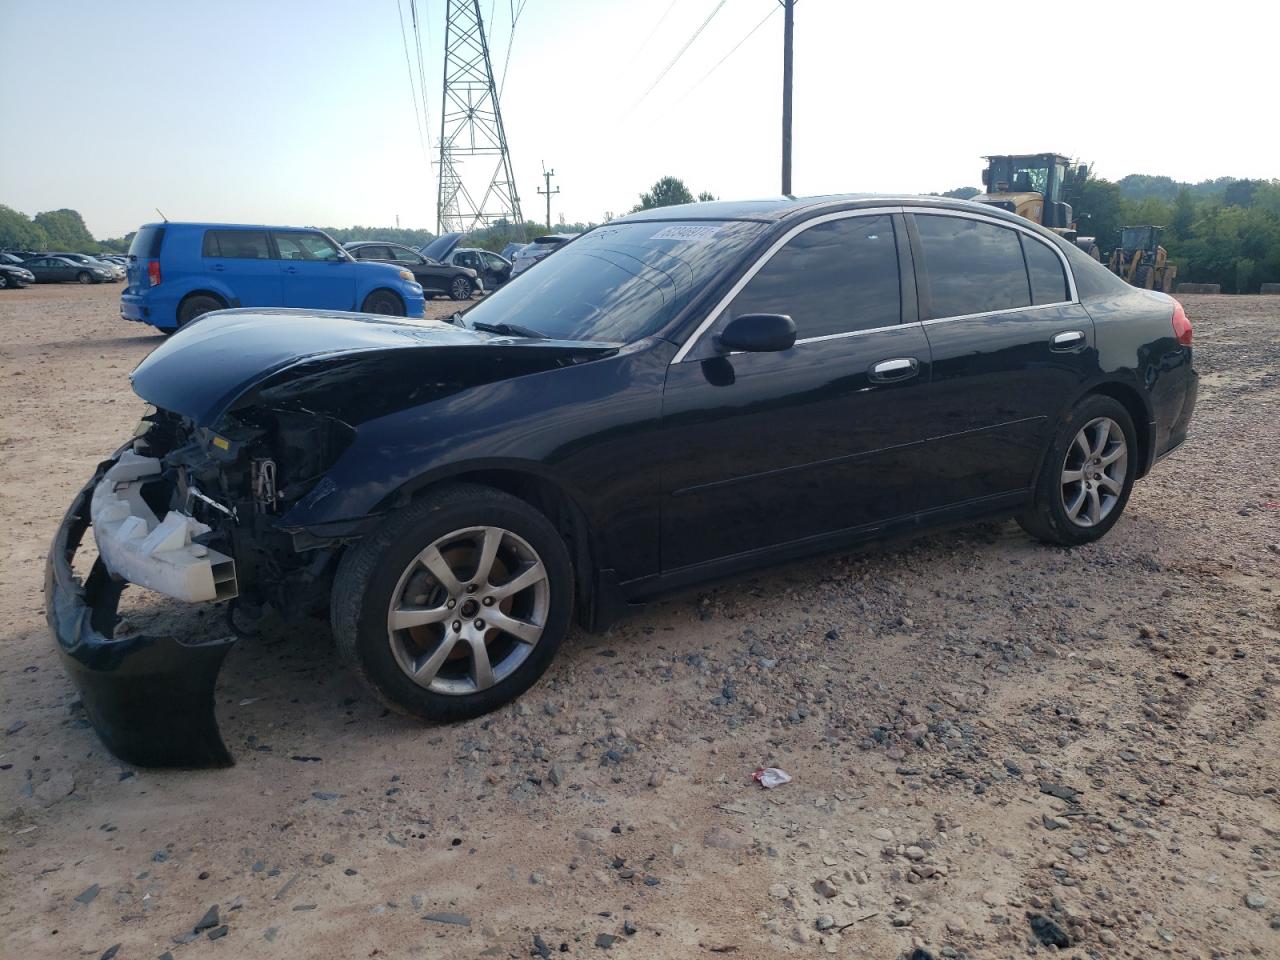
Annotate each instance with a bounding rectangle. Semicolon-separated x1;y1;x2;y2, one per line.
1170;189;1195;240
696;191;717;202
1071;177;1123;252
0;204;49;250
33;208;97;251
634;176;696;211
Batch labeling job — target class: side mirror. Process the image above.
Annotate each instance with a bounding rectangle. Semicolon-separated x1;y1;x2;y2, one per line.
716;313;796;353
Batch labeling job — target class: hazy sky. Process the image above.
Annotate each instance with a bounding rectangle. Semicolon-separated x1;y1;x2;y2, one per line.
2;0;1274;239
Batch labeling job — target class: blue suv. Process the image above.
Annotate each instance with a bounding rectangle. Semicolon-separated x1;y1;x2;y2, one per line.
121;223;425;331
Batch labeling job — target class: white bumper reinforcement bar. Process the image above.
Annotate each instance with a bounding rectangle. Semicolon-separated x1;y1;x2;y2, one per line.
91;450;238;603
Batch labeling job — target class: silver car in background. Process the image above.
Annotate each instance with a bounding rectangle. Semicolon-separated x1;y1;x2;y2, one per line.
509;233;578;278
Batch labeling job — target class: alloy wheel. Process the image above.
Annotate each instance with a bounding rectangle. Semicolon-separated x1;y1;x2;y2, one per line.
1060;417;1128;527
451;277;470;299
386;526;549;695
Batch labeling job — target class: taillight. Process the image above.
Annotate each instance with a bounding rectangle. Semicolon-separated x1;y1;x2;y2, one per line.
1171;299;1192;346
147;259;162;287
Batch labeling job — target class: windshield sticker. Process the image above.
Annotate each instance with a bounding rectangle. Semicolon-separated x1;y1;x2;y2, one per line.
650;225;718;242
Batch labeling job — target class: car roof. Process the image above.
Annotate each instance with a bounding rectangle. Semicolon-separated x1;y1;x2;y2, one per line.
612;194;1041;230
134;221;337;232
342;240;413;248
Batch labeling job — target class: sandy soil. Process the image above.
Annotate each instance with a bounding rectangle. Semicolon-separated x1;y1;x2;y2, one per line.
0;284;1277;960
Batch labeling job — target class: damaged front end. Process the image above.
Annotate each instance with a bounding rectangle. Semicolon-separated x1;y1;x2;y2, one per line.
46;405;352;768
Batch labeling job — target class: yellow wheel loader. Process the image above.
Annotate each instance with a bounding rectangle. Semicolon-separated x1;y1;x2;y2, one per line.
974;153;1100;259
1107;225;1177;292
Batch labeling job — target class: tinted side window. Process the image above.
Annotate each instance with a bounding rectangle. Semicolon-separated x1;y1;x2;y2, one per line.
202;230;271;259
387;246;421;263
726;215;900;340
1022;234;1069;305
275;232;342;261
354;245;390;260
915;215;1030;318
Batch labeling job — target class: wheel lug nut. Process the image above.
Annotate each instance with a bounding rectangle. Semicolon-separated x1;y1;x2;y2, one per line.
452;620;462;632
466;584;477;594
474;619;485;631
482;596;494;606
447;599;456;609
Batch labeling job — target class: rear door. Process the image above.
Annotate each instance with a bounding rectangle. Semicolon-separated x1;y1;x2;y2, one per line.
906;211;1095;509
273;231;357;309
660;210;935;570
201;229;282;307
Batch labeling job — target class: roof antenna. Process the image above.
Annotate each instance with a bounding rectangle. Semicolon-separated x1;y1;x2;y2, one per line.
155;208;169;222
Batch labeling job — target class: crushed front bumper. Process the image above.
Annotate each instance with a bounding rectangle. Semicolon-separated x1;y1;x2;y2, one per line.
45;452;239;768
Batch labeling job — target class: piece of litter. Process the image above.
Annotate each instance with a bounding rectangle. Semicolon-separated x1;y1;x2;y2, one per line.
752;767;792;789
238;698;260;706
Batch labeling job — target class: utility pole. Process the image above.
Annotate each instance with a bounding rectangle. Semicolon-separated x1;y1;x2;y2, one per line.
537;164;560;231
781;0;794;196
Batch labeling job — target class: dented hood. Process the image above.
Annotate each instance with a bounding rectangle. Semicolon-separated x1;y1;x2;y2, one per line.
130;308;617;426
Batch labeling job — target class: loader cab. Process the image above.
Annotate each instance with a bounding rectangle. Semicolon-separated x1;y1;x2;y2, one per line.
977;153;1074;230
1120;225;1161;253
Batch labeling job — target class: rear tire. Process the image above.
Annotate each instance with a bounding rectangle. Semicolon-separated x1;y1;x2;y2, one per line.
449;276;473;301
0;275;9;290
176;293;226;328
331;483;573;722
361;289;405;316
77;271;92;284
1017;395;1138;546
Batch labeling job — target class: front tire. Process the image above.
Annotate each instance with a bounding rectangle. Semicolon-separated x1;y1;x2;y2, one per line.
0;275;9;289
331;483;573;722
449;276;473;301
77;271;92;284
1017;395;1137;546
361;289;405;316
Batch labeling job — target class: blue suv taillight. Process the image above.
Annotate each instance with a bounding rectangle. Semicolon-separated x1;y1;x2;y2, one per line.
147;260;162;286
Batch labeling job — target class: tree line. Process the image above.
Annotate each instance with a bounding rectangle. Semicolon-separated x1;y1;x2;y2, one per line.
6;172;1275;291
941;174;1280;294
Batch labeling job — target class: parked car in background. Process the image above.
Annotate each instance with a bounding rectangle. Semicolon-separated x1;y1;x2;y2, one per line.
500;241;524;261
1;252;29;265
44;252;125;281
344;240;481;301
509;233;577;277
120;222;425;331
46;195;1198;766
419;232;511;290
0;261;36;289
22;255;113;283
2;250;39;262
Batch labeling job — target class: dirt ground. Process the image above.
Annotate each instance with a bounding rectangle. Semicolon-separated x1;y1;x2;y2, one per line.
0;284;1277;960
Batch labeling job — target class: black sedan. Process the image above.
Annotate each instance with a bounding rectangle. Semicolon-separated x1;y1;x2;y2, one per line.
343;241;481;300
0;261;36;288
47;195;1197;767
22;255;113;283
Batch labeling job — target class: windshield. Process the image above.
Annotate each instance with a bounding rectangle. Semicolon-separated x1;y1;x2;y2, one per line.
458;220;764;343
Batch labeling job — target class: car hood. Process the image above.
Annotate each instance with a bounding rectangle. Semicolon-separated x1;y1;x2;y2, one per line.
130;308;618;427
419;232;464;261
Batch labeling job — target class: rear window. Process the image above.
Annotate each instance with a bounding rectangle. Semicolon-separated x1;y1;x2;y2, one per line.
914;215;1031;318
128;225;165;259
1022;234;1070;305
203;230;272;259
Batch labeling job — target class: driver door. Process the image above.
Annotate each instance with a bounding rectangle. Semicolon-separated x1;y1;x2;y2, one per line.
660;211;935;571
273;231;356;310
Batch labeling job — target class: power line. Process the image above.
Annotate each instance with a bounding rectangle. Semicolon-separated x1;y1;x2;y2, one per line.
497;0;530;99
630;0;679;65
629;0;729;113
409;0;433;146
395;0;430;163
681;1;779;100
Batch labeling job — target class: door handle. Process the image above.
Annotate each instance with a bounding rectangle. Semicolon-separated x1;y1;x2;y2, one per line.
283;266;298;274
210;264;225;272
1051;330;1086;350
869;357;919;383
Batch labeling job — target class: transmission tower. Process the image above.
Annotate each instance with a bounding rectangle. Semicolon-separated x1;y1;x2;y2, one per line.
437;0;523;234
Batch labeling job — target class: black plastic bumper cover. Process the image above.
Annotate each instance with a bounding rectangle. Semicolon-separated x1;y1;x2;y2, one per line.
45;454;238;768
